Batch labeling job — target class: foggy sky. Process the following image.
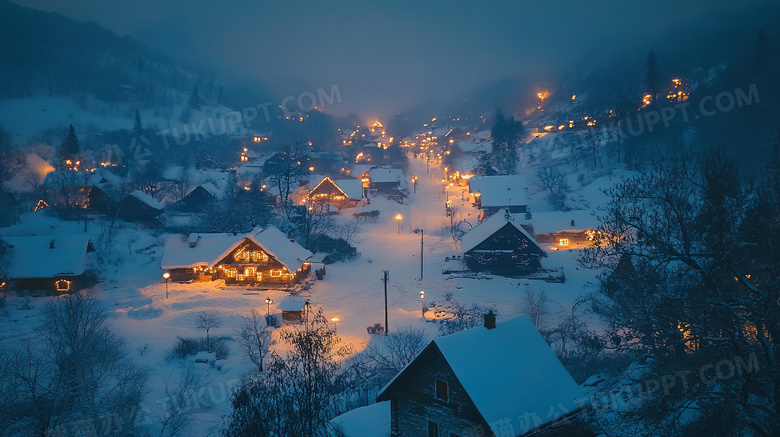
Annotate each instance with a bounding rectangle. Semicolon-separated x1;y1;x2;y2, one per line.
10;0;776;119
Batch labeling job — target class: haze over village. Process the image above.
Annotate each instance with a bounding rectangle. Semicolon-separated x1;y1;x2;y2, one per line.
0;1;779;436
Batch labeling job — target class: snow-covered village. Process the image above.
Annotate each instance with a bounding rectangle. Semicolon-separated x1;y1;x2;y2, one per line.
0;2;779;436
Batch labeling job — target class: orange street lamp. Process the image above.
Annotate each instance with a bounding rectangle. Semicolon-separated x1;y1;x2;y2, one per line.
394;213;403;234
265;297;274;316
419;290;425;318
331;315;340;333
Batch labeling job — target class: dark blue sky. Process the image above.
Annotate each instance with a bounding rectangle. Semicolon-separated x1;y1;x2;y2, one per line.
11;0;776;118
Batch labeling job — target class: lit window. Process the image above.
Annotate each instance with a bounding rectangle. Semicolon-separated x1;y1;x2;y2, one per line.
251;251;259;262
237;274;245;281
270;270;282;277
435;379;448;402
55;279;71;292
559;239;570;246
245;267;256;278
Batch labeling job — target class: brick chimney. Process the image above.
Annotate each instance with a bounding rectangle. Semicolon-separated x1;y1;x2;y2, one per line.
484;310;496;330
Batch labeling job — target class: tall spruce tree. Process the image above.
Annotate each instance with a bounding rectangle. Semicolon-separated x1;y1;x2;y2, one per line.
59;123;79;160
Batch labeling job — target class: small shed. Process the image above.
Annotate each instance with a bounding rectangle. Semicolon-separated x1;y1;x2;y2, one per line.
278;295;307;324
119;190;164;222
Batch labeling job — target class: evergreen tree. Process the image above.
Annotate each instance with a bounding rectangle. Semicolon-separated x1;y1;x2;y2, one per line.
644;50;660;102
188;84;201;110
59;123;79;160
489;110;523;174
133;108;143;135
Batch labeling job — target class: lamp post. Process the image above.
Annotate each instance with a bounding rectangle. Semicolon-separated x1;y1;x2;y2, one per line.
419;290;425;319
265;297;273;316
413;228;424;280
162;272;170;298
411;176;418;194
331;315;340;334
394;213;403;234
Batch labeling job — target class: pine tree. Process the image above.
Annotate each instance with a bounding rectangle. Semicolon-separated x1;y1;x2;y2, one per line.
490;110;523;174
188;84;201;110
59;123;79;161
133;109;143;135
644;50;660;102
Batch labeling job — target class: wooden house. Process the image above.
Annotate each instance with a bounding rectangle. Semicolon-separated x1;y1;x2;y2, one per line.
307;176;364;209
376;314;586;437
368;168;405;193
460;210;545;275
2;235;95;292
177;182;222;212
118;190;164;222
161;226;313;286
468;175;530;217
85;184;116;213
531;210;600;250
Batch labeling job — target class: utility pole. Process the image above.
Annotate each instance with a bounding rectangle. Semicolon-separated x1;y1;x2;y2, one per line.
382;270;389;336
414;229;424;280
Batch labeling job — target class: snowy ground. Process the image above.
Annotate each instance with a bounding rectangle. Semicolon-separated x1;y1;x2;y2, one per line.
0;152;618;436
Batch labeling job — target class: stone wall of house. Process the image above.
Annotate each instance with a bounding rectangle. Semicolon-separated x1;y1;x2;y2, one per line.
390;347;486;437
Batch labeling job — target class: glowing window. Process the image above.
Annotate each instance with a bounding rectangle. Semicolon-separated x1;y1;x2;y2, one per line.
237;274;245;281
559;239;570;246
245;267;256;277
225;269;236;278
270;270;282;277
55;279;71;292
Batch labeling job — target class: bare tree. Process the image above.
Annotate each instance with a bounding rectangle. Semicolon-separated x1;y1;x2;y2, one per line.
0;291;147;435
0;129;26;187
195;311;222;352
237;309;273;373
158;368;212;437
537;166;570;210
521;288;549;330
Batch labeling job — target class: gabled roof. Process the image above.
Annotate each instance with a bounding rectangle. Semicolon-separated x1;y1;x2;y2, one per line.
127;190;164;210
252;226;313;271
161;233;247;269
278;295;307;311
469;175;529;207
333;179;364;199
369;168;405;184
309;176;363;200
530;210;600;234
161;227;312;272
378;316;586;436
3;235;92;278
187;182;223;199
460;210;538;253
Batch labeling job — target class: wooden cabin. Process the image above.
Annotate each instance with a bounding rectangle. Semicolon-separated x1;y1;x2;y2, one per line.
307;176;364;209
531;210;601;250
376;314;586;437
161;226;313;286
468;175;530;218
118;190;164;222
2;235;95;292
177;182;221;212
368;168;405;193
460;210;545;276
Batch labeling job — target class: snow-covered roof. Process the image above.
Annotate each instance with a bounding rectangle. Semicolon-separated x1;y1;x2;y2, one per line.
330;401;390;437
531;210;600;234
252;226;313;271
127;190;164;210
378;316;585;435
3;235;91;278
161;233;246;269
197;182;223;199
459;210;535;253
434;316;585;434
333;179;364;199
469;175;530;207
278;295;307;311
369;168;405;184
351;164;374;176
